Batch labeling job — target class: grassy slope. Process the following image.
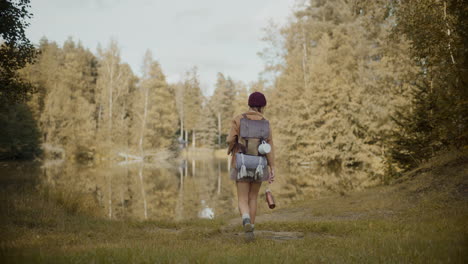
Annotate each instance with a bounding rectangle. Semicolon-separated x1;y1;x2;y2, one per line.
0;153;467;263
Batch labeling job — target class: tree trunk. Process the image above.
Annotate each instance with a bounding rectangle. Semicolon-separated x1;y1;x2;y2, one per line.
108;55;115;136
180;101;184;139
96;104;102;133
301;24;309;90
217;160;221;195
217;112;221;147
192;159;196;177
192;130;196;149
138;166;148;219
175;166;184;221
138;87;149;155
107;173;112;219
180;116;184;139
443;1;456;64
108;77;113;134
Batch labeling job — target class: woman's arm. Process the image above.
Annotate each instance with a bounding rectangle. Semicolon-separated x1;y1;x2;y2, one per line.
266;126;275;183
226;117;239;155
266;126;275;168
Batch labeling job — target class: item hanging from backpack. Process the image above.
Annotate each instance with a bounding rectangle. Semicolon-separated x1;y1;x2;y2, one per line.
236;153;267;180
258;140;271;155
235;113;270;181
238;113;270;156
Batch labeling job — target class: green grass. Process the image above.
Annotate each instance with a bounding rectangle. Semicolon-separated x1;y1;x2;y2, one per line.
0;155;467;263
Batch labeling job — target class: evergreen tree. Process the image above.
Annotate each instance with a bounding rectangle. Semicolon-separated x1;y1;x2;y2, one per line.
389;0;468;171
263;0;416;188
209;72;236;146
36;38;98;158
182;67;203;146
0;0;41;160
232;80;249;115
0;103;41;159
132;50;178;153
196;101;217;148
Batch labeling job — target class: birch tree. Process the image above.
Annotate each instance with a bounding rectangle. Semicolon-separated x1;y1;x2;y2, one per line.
96;40;135;148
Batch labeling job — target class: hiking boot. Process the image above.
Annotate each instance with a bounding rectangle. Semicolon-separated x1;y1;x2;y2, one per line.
243;218;255;242
242;217;253;232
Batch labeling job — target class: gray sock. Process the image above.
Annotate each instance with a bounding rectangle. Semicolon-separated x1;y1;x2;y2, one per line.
242;213;250;220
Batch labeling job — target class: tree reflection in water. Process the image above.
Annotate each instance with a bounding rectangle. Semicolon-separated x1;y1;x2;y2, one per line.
38;156;368;221
39;158;238;221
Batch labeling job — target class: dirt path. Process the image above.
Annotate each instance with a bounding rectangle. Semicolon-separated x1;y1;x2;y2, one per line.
226;206;395;227
221;189;399;241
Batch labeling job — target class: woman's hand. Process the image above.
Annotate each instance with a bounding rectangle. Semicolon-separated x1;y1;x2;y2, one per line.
268;167;275;184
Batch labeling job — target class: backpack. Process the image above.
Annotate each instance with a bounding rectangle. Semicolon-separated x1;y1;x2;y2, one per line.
235;113;270;180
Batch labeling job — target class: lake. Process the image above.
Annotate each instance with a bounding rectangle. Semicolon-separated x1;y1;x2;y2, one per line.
1;153;362;222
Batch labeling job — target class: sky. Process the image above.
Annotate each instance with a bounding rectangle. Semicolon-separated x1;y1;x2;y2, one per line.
26;0;295;96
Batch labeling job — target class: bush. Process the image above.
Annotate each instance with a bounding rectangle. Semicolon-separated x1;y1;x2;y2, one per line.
0;103;42;160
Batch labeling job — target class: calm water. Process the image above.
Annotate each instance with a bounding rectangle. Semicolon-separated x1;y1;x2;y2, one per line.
2;154;364;221
37;157;309;221
38;157;237;221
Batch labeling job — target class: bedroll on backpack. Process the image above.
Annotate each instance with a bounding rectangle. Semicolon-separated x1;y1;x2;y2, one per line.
236;113;270;180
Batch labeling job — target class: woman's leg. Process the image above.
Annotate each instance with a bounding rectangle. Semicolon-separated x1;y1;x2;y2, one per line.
248;182;262;224
236;181;250;216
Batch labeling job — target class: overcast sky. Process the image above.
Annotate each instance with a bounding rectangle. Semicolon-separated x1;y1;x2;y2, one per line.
26;0;295;96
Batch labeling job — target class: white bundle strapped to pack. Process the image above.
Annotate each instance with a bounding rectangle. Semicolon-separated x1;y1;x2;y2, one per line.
237;153;248;180
237;153;265;180
255;156;264;180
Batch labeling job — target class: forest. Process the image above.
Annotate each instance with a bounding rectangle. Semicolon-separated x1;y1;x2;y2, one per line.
1;0;467;262
1;0;467;187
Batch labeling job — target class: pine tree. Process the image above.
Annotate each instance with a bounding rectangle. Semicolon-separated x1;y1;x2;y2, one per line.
182;67;203;147
209;72;236;146
196;101;217;148
132;50;178;153
36;38;97;159
232;80;249;115
59;39;97;157
21;38;62;132
388;0;468;171
261;0;417;188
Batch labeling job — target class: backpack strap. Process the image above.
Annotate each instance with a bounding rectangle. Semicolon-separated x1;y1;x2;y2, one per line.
241;113;249;152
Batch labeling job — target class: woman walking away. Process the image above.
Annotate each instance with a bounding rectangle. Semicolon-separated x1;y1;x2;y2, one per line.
227;91;275;241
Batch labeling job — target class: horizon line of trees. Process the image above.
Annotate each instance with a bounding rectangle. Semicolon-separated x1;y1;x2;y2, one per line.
17;37;254;161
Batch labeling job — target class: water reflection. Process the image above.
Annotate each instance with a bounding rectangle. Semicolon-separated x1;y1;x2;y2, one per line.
40;157;239;221
34;153;363;221
198;200;214;219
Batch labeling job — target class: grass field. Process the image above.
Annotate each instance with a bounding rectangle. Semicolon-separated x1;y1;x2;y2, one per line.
1;153;467;263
